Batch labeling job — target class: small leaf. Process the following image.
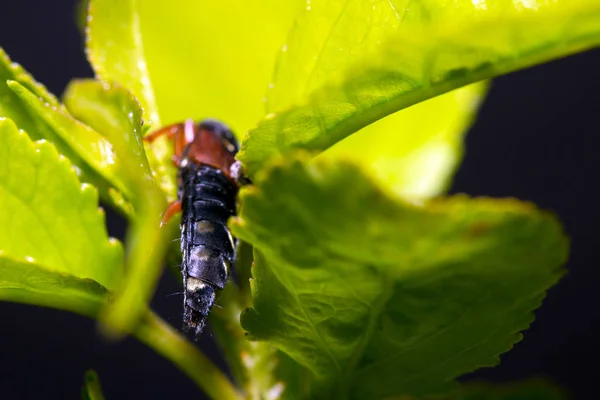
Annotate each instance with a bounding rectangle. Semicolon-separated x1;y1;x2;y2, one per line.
81;370;105;400
231;156;568;399
63;79;169;201
0;118;123;290
238;0;600;175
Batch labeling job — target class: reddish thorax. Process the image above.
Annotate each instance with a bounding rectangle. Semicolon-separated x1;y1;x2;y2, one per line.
144;119;237;181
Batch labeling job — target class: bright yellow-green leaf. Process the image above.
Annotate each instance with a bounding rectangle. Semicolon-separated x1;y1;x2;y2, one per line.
0;50;134;216
86;0;160;127
136;0;304;134
0;118;123;290
321;83;487;198
0;48;60;140
63;79;163;202
231;155;568;399
239;0;600;176
86;0;182;196
7;81;135;209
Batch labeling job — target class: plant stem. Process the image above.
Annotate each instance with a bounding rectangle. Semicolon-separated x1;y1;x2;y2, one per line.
134;311;244;400
82;370;106;400
98;181;170;338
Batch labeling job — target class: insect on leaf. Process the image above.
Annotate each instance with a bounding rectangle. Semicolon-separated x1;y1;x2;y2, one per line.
231;156;568;399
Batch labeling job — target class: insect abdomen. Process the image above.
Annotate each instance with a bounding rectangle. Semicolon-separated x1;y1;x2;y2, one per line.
179;164;237;337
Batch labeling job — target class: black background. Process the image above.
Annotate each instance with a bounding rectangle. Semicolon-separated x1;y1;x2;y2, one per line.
0;1;598;399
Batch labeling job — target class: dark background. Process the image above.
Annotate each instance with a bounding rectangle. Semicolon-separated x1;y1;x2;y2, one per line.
0;1;598;399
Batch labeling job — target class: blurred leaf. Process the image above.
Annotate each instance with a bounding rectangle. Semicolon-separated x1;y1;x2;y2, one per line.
81;370;105;400
0;118;122;301
75;0;90;37
239;0;600;176
320;83;487;198
133;311;244;400
98;192;171;338
231;156;568;399
0;48;60;139
86;0;160;127
86;0;178;197
0;257;106;317
135;0;304;134
63;79;157;200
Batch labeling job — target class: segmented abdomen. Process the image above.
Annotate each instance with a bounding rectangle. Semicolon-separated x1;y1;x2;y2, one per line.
179;163;237;337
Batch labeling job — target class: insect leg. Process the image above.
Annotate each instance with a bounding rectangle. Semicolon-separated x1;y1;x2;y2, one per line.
230;160;252;186
160;200;182;227
143;119;196;164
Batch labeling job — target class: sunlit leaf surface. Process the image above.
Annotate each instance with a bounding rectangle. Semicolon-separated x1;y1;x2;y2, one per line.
0;118;122;313
320;83;487;198
239;0;600;176
63;79;156;201
231;156;568;399
136;0;304;134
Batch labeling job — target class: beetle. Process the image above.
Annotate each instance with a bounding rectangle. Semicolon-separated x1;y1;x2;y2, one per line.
144;119;246;339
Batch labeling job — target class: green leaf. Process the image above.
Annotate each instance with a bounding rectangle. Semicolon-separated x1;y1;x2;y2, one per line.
238;0;600;176
134;0;304;134
0;118;123;290
0;50;134;215
230;156;568;399
0;48;60;140
63;79;161;202
320;83;487;198
86;0;160;128
85;0;179;197
0;257;106;317
81;370;105;400
8;80;133;196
